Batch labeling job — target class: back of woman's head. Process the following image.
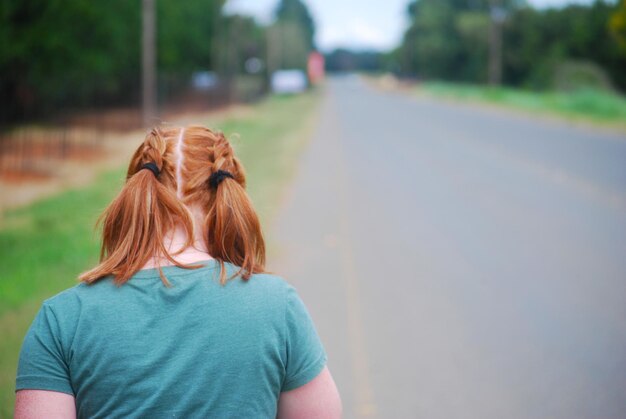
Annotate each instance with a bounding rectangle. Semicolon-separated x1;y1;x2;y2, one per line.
79;125;265;285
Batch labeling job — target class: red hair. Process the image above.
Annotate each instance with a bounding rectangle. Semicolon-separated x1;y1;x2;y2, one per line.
79;126;266;285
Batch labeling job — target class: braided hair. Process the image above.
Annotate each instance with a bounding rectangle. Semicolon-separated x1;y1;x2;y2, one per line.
80;126;265;285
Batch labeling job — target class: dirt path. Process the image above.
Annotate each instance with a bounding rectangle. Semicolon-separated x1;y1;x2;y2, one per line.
0;106;253;215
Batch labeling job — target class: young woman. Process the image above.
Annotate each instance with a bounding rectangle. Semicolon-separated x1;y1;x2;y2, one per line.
14;126;342;418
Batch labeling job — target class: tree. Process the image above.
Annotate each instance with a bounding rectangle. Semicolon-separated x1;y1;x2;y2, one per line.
274;0;315;50
403;0;460;79
267;0;316;71
0;0;227;125
157;0;225;75
609;0;626;52
502;1;626;90
399;0;495;81
0;0;142;121
395;0;626;91
268;21;310;71
213;14;267;77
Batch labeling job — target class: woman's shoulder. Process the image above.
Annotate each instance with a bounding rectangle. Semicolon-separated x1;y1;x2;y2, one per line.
39;264;299;312
240;270;292;288
39;281;105;311
226;268;297;300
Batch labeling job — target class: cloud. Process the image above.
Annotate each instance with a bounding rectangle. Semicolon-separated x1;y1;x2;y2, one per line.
319;17;394;51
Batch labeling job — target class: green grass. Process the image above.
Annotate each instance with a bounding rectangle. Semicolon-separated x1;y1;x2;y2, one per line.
420;82;626;126
0;91;319;417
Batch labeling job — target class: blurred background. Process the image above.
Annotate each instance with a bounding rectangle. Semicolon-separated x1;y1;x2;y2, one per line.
1;0;625;418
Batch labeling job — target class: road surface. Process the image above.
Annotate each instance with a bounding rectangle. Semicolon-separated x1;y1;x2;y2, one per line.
269;76;626;419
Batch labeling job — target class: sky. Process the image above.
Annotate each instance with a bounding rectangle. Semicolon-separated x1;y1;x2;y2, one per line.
223;0;600;52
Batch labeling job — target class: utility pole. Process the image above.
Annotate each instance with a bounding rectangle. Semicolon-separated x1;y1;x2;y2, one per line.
142;0;157;127
266;24;280;91
488;2;506;86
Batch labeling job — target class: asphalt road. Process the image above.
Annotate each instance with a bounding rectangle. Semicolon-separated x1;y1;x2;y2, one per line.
269;76;626;419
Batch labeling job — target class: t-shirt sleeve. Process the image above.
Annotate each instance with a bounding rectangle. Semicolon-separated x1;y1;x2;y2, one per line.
281;285;328;392
15;303;74;395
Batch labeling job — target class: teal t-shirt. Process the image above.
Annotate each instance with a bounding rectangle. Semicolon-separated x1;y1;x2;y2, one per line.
16;260;327;418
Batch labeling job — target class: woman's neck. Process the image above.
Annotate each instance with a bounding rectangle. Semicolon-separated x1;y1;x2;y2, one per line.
141;216;213;270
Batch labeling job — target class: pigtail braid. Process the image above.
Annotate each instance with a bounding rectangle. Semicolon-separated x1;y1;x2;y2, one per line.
80;128;195;285
205;134;265;283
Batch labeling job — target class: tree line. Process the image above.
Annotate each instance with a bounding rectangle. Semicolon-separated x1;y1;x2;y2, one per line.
393;0;626;91
0;0;316;126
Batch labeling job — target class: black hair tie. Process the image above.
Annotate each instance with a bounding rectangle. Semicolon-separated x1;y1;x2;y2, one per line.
209;169;235;189
140;162;160;177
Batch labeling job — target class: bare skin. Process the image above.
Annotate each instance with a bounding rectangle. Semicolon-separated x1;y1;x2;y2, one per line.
141;204;215;269
277;366;343;419
15;367;342;419
14;391;75;419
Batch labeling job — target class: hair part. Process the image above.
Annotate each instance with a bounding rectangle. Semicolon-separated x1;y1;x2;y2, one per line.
79;126;266;286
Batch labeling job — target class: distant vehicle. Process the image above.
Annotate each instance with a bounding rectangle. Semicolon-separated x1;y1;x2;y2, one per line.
245;57;264;74
191;71;218;91
271;70;308;94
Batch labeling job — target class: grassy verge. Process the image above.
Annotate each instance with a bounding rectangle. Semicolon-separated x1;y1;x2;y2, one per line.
419;82;626;128
0;91;320;417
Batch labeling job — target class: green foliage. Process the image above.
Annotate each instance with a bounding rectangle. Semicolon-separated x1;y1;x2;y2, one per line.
274;0;316;50
0;171;118;315
421;82;626;123
1;0;226;124
1;0;142;120
213;14;267;78
269;0;316;71
398;0;518;82
552;60;613;91
400;0;460;80
502;2;626;91
268;21;310;70
157;0;224;74
609;0;626;51
397;0;626;92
